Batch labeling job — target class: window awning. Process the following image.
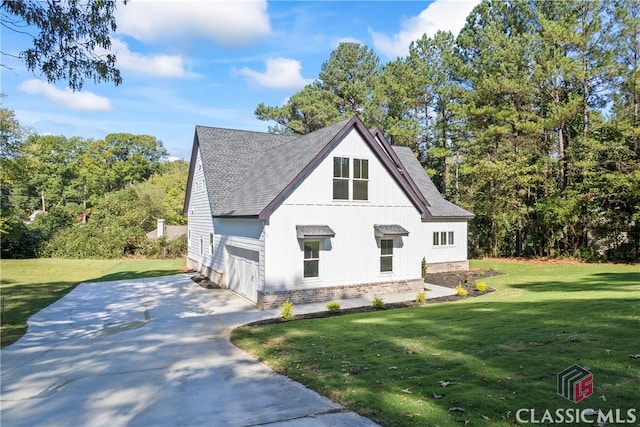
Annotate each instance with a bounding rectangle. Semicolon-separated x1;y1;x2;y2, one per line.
374;224;409;237
296;225;336;239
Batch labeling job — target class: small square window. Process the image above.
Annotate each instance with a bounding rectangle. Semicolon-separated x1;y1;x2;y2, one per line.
353;158;368;179
353;180;368;200
333;157;349;178
333;179;349;199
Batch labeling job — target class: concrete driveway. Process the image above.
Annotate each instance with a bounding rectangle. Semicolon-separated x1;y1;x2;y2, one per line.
1;274;379;427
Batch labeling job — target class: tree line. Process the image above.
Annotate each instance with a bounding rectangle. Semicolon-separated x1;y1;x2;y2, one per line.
0;103;188;259
256;0;640;261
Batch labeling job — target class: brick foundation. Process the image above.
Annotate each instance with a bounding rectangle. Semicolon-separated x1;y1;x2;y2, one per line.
425;260;469;273
256;279;425;310
188;257;468;309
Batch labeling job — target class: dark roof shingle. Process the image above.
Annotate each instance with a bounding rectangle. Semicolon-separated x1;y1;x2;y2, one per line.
391;146;474;218
190;116;472;220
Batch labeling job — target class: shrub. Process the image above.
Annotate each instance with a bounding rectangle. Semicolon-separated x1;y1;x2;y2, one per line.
421;257;427;278
476;281;487;292
454;283;468;296
327;302;341;313
415;290;427;304
372;296;385;309
280;300;295;321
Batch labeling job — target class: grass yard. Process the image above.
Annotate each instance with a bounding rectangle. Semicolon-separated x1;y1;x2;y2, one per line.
0;258;185;347
232;259;640;426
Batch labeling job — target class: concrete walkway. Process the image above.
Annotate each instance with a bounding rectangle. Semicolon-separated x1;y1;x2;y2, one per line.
1;274;454;427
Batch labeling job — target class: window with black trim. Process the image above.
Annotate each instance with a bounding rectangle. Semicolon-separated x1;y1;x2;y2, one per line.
304;241;320;278
209;233;214;255
333;157;349;199
380;239;393;272
433;231;454;246
353;158;368;200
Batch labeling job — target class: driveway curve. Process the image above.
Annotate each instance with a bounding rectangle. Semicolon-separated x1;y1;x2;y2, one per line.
1;274;378;427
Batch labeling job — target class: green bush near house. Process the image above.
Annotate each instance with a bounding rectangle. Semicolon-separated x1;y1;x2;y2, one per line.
371;296;385;309
454;283;468;296
280;300;295;321
476;281;487;292
327;302;341;313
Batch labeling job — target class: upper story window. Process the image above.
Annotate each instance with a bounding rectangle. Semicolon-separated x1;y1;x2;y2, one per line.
333;157;349;200
353;158;369;200
333;157;368;201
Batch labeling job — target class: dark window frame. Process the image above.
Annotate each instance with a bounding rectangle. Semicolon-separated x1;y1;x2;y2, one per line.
333;157;350;200
380;238;393;272
352;158;369;201
303;240;320;278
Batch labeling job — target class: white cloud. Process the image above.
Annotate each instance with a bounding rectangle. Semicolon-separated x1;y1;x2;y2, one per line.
109;39;191;78
115;0;271;46
335;37;363;47
18;80;111;111
237;58;312;90
370;0;481;59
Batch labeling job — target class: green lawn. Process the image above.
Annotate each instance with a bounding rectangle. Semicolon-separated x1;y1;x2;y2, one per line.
232;260;640;426
0;258;185;347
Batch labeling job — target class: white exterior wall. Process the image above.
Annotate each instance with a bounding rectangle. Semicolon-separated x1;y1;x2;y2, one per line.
214;218;265;290
186;149;215;267
265;129;427;291
420;220;468;263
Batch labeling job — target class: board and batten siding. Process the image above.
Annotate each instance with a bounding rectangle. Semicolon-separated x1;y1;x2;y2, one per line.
186;149;215;267
420;220;468;264
264;128;426;290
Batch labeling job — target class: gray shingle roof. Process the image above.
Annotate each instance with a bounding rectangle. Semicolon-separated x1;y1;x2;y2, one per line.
195;126;297;215
374;224;410;236
296;225;336;239
190;116;472;220
214;118;351;216
391;146;474;218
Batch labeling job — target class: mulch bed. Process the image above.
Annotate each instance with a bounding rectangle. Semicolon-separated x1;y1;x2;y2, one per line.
244;269;501;326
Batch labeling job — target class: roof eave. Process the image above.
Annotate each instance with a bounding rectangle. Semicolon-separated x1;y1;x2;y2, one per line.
182;130;200;217
423;214;475;221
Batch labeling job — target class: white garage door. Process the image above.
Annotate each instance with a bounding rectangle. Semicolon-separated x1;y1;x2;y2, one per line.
226;246;259;302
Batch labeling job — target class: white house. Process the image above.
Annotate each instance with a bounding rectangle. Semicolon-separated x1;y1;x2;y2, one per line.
184;116;473;309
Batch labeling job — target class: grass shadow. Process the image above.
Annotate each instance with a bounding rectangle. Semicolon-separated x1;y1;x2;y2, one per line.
509;271;640;292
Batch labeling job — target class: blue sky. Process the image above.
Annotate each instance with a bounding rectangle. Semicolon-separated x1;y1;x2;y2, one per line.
2;0;479;160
